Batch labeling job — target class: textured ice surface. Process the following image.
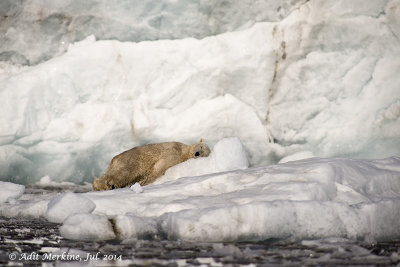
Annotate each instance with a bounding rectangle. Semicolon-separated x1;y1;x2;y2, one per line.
0;0;300;65
0;0;399;185
1;156;400;242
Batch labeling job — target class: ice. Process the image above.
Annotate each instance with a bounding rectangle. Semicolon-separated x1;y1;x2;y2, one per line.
130;183;143;194
1;156;399;243
1;0;399;185
36;175;76;187
45;192;96;223
267;1;400;160
0;24;274;184
1;0;400;184
278;151;314;164
0;181;25;204
0;0;299;65
112;215;158;240
60;213;115;241
154;137;249;185
76;156;400;242
0;0;400;246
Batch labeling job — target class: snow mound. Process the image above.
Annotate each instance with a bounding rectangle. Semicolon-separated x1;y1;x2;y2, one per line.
0;181;24;203
45;192;96;223
154;137;249;184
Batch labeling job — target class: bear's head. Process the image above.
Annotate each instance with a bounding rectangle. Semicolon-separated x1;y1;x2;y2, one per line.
190;138;211;158
93;176;110;191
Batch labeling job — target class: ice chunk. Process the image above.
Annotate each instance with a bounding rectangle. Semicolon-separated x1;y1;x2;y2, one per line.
0;199;49;219
130;183;143;194
60;213;115;241
211;137;249;172
37;175;52;185
113;215;158;240
0;181;24;203
36;175;78;188
45;192;96;223
154;137;249;184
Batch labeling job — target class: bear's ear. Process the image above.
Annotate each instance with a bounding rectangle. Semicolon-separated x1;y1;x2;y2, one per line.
199;138;204;143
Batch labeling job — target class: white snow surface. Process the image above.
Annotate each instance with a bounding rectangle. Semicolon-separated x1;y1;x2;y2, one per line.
1;155;399;242
1;0;400;184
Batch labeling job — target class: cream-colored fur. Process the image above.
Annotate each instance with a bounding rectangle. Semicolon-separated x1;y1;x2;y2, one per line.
93;139;210;191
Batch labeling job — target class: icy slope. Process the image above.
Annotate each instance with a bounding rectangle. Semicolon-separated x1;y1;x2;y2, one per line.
1;147;399;242
267;0;400;159
1;0;400;184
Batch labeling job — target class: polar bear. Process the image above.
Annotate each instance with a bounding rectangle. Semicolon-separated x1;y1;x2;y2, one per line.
93;139;210;191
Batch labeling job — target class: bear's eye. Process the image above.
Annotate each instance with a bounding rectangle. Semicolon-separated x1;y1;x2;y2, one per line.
195;152;200;157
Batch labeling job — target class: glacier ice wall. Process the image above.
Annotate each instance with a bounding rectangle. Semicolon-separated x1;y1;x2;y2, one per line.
267;0;400;159
0;0;301;65
0;0;399;184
